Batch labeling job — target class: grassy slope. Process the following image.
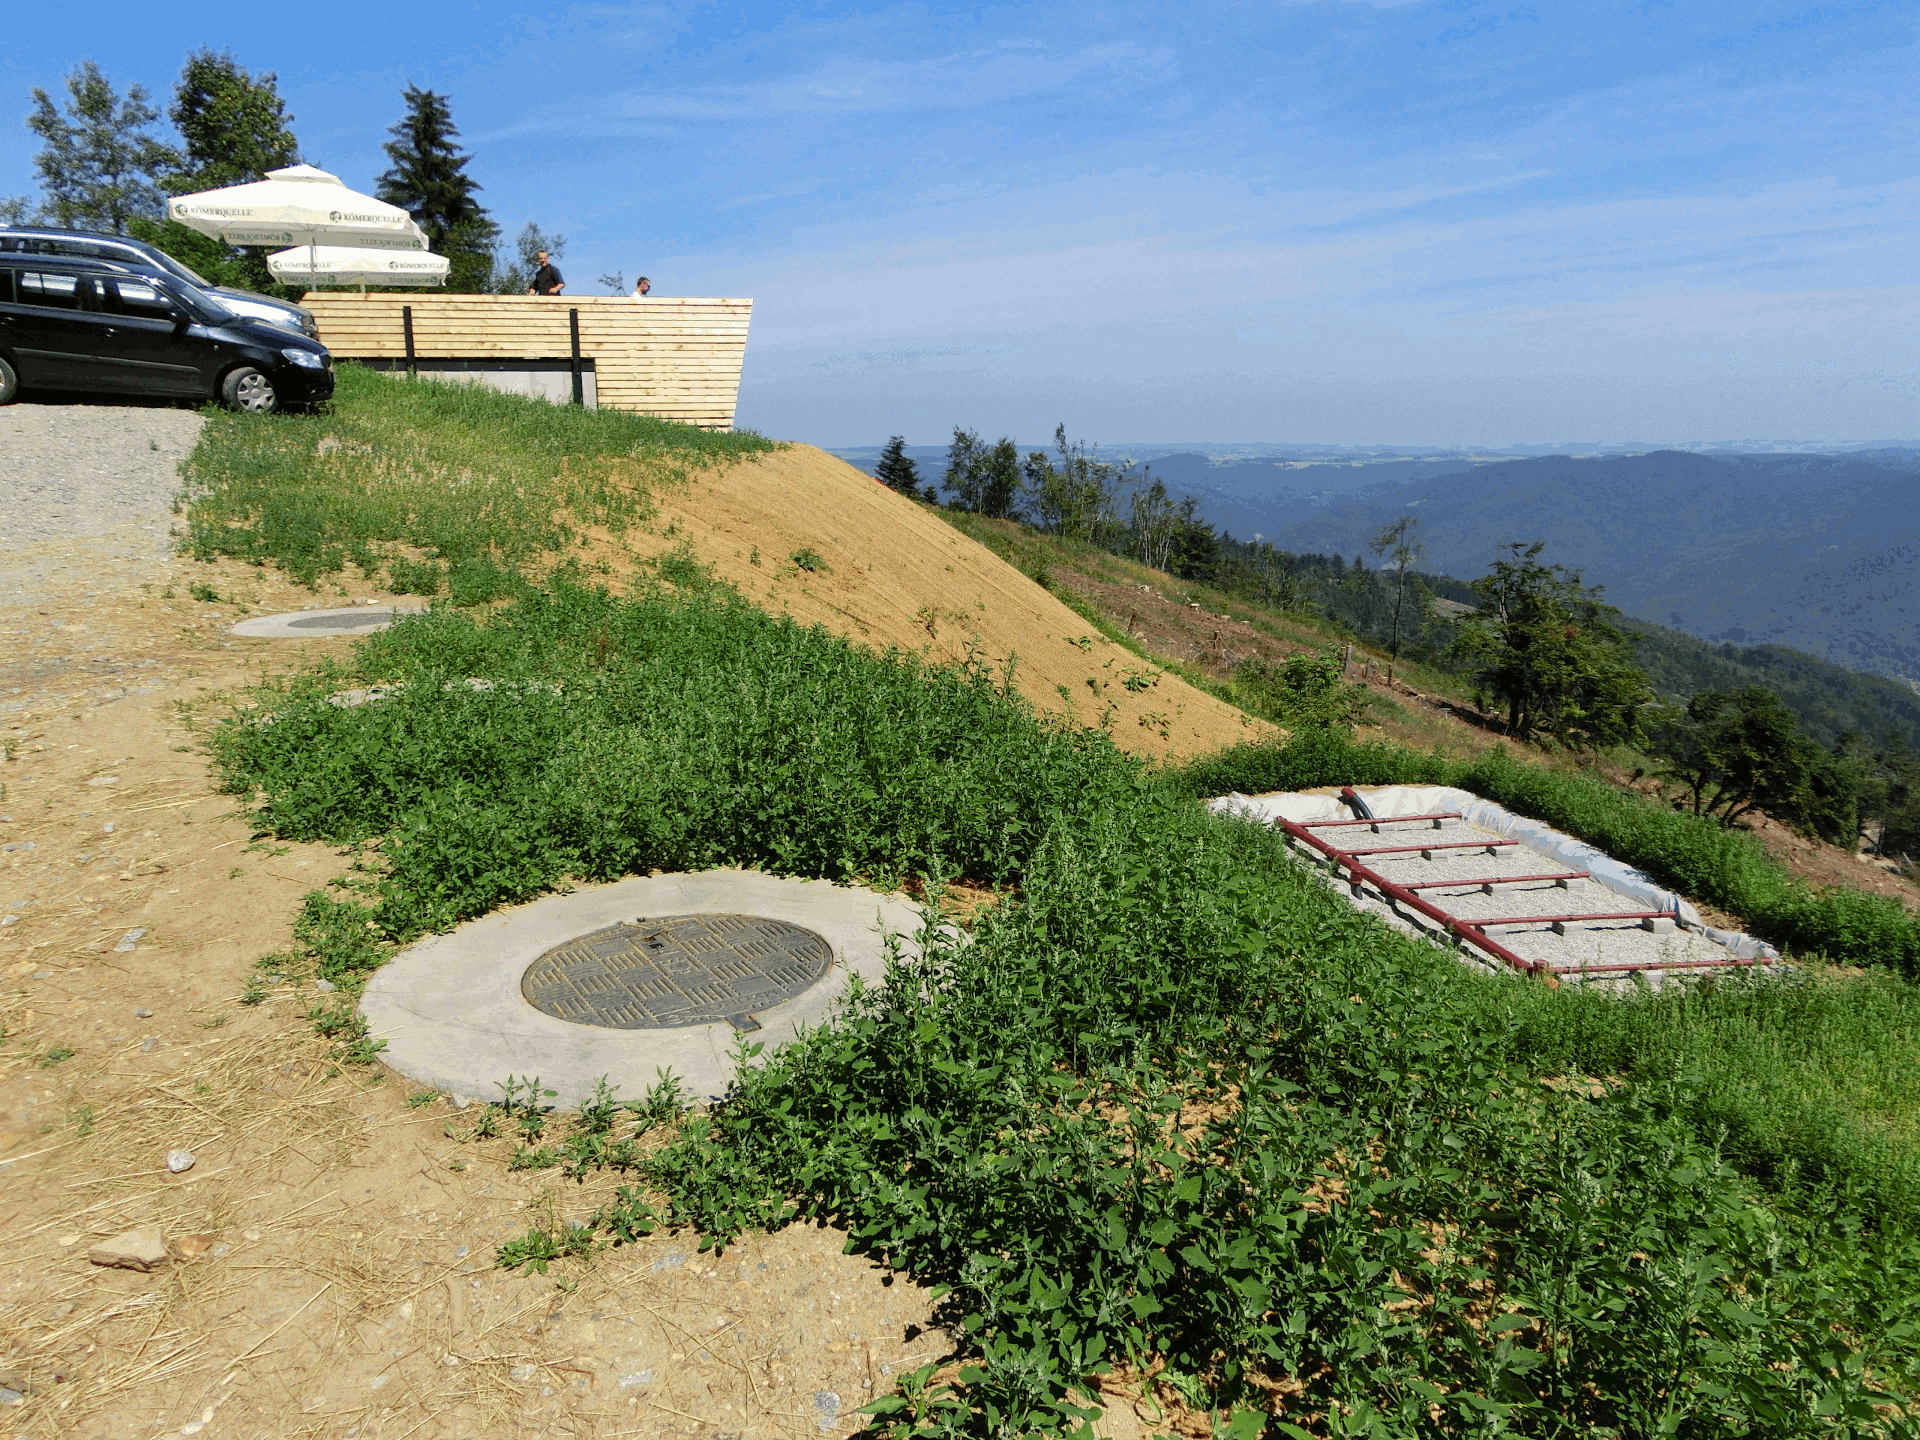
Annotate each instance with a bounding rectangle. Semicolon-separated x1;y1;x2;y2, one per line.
186;381;1920;1436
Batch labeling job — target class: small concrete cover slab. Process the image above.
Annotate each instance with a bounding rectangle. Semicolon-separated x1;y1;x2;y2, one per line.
360;870;924;1109
230;604;429;638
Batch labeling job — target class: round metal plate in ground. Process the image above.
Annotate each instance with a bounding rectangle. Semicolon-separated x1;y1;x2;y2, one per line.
521;914;833;1030
230;605;428;639
359;870;926;1108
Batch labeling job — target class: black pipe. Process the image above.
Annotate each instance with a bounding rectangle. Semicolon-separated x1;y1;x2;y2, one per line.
402;304;416;377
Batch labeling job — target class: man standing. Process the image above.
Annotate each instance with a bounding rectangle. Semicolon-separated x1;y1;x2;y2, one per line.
633;276;651;296
529;250;565;296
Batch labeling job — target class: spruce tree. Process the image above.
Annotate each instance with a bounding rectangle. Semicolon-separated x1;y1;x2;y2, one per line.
129;51;302;293
376;86;498;292
26;61;178;233
874;436;921;493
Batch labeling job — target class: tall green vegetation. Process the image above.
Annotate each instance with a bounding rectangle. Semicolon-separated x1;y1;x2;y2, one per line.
208;580;1920;1438
942;427;1021;517
375;85;498;293
1368;515;1425;669
185;380;1920;1435
128;50;302;294
25;61;177;233
1455;541;1651;747
874;435;923;494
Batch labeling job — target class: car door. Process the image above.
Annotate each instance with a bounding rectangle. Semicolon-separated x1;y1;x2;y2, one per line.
0;270;99;388
96;276;220;396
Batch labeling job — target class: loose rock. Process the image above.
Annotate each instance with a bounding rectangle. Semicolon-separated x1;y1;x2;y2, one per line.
165;1149;196;1174
173;1232;215;1258
134;1007;153;1018
89;1228;170;1271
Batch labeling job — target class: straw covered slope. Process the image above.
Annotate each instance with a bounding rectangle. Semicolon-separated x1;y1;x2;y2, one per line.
594;443;1268;759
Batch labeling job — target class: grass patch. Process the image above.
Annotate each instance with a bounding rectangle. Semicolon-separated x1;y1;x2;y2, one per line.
212;580;1920;1436
182;363;775;597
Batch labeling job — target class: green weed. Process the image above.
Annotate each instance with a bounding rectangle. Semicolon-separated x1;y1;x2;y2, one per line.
37;1047;74;1068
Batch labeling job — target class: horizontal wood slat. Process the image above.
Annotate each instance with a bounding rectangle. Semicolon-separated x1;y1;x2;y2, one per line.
304;293;753;429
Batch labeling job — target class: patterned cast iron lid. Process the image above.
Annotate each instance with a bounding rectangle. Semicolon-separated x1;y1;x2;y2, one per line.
520;914;834;1031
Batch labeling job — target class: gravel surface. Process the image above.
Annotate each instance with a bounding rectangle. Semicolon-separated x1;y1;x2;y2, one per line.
0;402;203;554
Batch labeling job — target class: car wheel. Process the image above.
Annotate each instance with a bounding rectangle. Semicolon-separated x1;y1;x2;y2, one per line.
0;355;17;405
220;366;278;414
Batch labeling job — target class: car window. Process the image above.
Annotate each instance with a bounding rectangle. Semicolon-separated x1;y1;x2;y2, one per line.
16;271;88;310
102;276;177;319
0;270;14;303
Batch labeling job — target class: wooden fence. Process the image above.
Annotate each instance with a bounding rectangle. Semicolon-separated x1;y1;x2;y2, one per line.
302;293;753;430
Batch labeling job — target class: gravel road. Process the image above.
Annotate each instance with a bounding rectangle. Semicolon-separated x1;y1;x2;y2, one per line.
0;402;203;554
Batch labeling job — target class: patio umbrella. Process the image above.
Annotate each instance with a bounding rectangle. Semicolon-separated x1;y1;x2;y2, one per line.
168;164;426;251
267;246;450;288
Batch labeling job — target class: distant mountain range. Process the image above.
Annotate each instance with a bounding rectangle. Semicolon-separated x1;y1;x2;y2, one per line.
1218;450;1920;688
827;441;1920;691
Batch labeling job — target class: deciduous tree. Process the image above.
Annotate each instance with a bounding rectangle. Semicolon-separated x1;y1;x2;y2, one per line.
1455;541;1650;747
129;51;302;293
27;61;177;233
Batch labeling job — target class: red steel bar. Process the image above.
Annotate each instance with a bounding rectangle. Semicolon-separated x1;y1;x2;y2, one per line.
1300;812;1462;829
1286;790;1766;978
1402;871;1589;890
1468;910;1674;929
1340;839;1518;858
1275;816;1543;976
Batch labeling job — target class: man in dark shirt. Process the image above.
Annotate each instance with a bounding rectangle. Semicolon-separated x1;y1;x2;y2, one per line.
529;251;564;296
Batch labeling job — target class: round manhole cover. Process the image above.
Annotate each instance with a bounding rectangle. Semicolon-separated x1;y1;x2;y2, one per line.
520;914;834;1030
286;612;394;631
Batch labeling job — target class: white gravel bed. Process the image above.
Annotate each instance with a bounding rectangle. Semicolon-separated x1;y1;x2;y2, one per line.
1342;816;1746;982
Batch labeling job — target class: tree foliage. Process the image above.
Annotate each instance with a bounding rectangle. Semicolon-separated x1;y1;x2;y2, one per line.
375;86;498;292
940;428;1020;517
1454;541;1651;747
27;61;178;234
874;436;921;494
1368;515;1427;665
126;51;302;295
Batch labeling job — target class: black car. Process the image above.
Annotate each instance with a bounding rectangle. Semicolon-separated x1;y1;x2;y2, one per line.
0;224;318;338
0;255;332;412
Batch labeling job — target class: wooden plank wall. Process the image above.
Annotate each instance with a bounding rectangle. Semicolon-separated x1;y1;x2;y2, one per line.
302;293;753;430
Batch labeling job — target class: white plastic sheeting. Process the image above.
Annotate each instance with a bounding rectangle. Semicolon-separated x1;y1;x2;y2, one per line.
1209;784;1780;965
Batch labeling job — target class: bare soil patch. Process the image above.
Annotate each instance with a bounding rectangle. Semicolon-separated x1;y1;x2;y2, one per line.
1;540;950;1439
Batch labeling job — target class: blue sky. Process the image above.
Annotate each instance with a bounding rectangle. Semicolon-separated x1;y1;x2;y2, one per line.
4;1;1916;446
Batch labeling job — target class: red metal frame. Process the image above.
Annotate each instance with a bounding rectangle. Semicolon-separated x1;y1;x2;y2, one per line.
1267;790;1773;980
1401;871;1588;890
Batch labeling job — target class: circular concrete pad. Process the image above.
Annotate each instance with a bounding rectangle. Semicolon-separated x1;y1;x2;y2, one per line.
231;604;428;638
360;870;924;1109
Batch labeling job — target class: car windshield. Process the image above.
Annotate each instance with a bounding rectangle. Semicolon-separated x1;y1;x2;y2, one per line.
144;249;213;288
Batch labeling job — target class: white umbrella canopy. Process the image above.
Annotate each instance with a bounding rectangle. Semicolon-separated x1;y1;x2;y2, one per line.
168;164;427;250
267;246;450;287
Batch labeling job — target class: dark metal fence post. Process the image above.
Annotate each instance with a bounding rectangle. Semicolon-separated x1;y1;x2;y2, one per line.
402;304;416;377
568;307;583;406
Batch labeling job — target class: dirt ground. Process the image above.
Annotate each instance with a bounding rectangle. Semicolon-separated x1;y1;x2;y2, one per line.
0;529;964;1440
597;445;1269;761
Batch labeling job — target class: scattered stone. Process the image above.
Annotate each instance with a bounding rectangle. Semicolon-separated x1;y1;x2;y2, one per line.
86;776;119;787
102;822;115;834
0;915;16;928
243;1229;261;1242
140;1036;160;1053
509;1364;537;1383
173;1232;215;1258
134;1007;153;1018
314;978;335;993
165;1149;195;1173
115;928;146;953
814;1391;841;1431
46;1303;73;1321
32;969;50;979
89;1228;169;1271
0;1387;23;1407
617;1369;655;1389
449;1093;470;1109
